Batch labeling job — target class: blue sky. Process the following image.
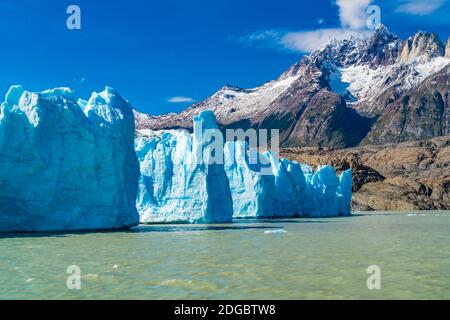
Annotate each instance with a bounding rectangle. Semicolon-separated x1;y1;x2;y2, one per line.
0;0;449;115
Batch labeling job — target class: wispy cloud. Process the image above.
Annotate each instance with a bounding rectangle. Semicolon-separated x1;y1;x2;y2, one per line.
168;96;195;103
283;28;369;52
238;27;369;53
334;0;372;29
233;29;285;50
395;0;446;15
237;0;374;53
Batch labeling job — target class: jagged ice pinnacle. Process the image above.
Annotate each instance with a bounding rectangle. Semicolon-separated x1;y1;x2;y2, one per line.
136;111;352;222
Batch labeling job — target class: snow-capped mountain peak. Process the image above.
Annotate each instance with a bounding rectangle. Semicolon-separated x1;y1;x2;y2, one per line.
136;26;449;148
398;31;445;63
317;26;449;114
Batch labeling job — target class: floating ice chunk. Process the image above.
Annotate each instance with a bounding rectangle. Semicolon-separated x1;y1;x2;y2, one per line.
264;229;287;234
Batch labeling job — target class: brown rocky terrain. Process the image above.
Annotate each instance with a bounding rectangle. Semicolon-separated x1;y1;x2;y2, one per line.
281;135;450;211
361;64;450;145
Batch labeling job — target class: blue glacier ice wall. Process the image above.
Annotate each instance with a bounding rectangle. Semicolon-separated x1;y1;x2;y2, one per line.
136;111;234;223
0;86;140;232
224;141;277;218
337;169;352;215
224;141;352;218
137;110;352;222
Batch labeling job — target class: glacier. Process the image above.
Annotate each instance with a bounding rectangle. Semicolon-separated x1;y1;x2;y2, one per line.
136;111;234;223
225;141;352;218
136;110;352;222
0;84;351;231
0;85;140;232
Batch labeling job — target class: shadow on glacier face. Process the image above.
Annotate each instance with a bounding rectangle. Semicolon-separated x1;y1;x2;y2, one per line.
0;219;339;239
131;219;338;233
0;225;282;238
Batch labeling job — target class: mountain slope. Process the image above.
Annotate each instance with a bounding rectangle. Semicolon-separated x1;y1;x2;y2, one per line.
136;26;450;148
362;64;450;145
137;55;372;148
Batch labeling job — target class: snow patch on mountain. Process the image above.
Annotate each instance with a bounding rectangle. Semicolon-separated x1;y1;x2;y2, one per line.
134;25;450;148
206;75;300;118
329;56;450;102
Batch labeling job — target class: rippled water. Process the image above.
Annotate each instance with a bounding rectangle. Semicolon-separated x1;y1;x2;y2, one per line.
1;212;450;299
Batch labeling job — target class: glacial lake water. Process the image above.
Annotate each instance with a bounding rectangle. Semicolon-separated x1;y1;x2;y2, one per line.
1;211;449;300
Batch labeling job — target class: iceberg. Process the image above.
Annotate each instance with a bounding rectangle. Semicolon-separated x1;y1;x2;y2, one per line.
0;86;140;232
225;141;352;218
136;111;234;223
137;110;352;222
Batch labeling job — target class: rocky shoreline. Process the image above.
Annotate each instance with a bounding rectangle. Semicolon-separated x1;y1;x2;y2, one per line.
281;135;450;211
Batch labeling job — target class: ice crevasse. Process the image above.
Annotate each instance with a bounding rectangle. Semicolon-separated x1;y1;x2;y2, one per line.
0;85;140;232
136;110;352;223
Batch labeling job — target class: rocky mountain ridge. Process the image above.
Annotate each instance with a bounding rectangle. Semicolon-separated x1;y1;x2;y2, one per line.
136;25;449;149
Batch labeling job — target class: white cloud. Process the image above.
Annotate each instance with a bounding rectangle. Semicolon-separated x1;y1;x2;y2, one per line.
395;0;445;15
237;0;375;53
283;28;369;52
335;0;372;29
240;28;369;53
168;96;195;103
243;29;282;45
237;0;449;54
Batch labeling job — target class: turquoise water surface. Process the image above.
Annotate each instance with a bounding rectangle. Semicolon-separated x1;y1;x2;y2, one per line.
1;212;449;299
